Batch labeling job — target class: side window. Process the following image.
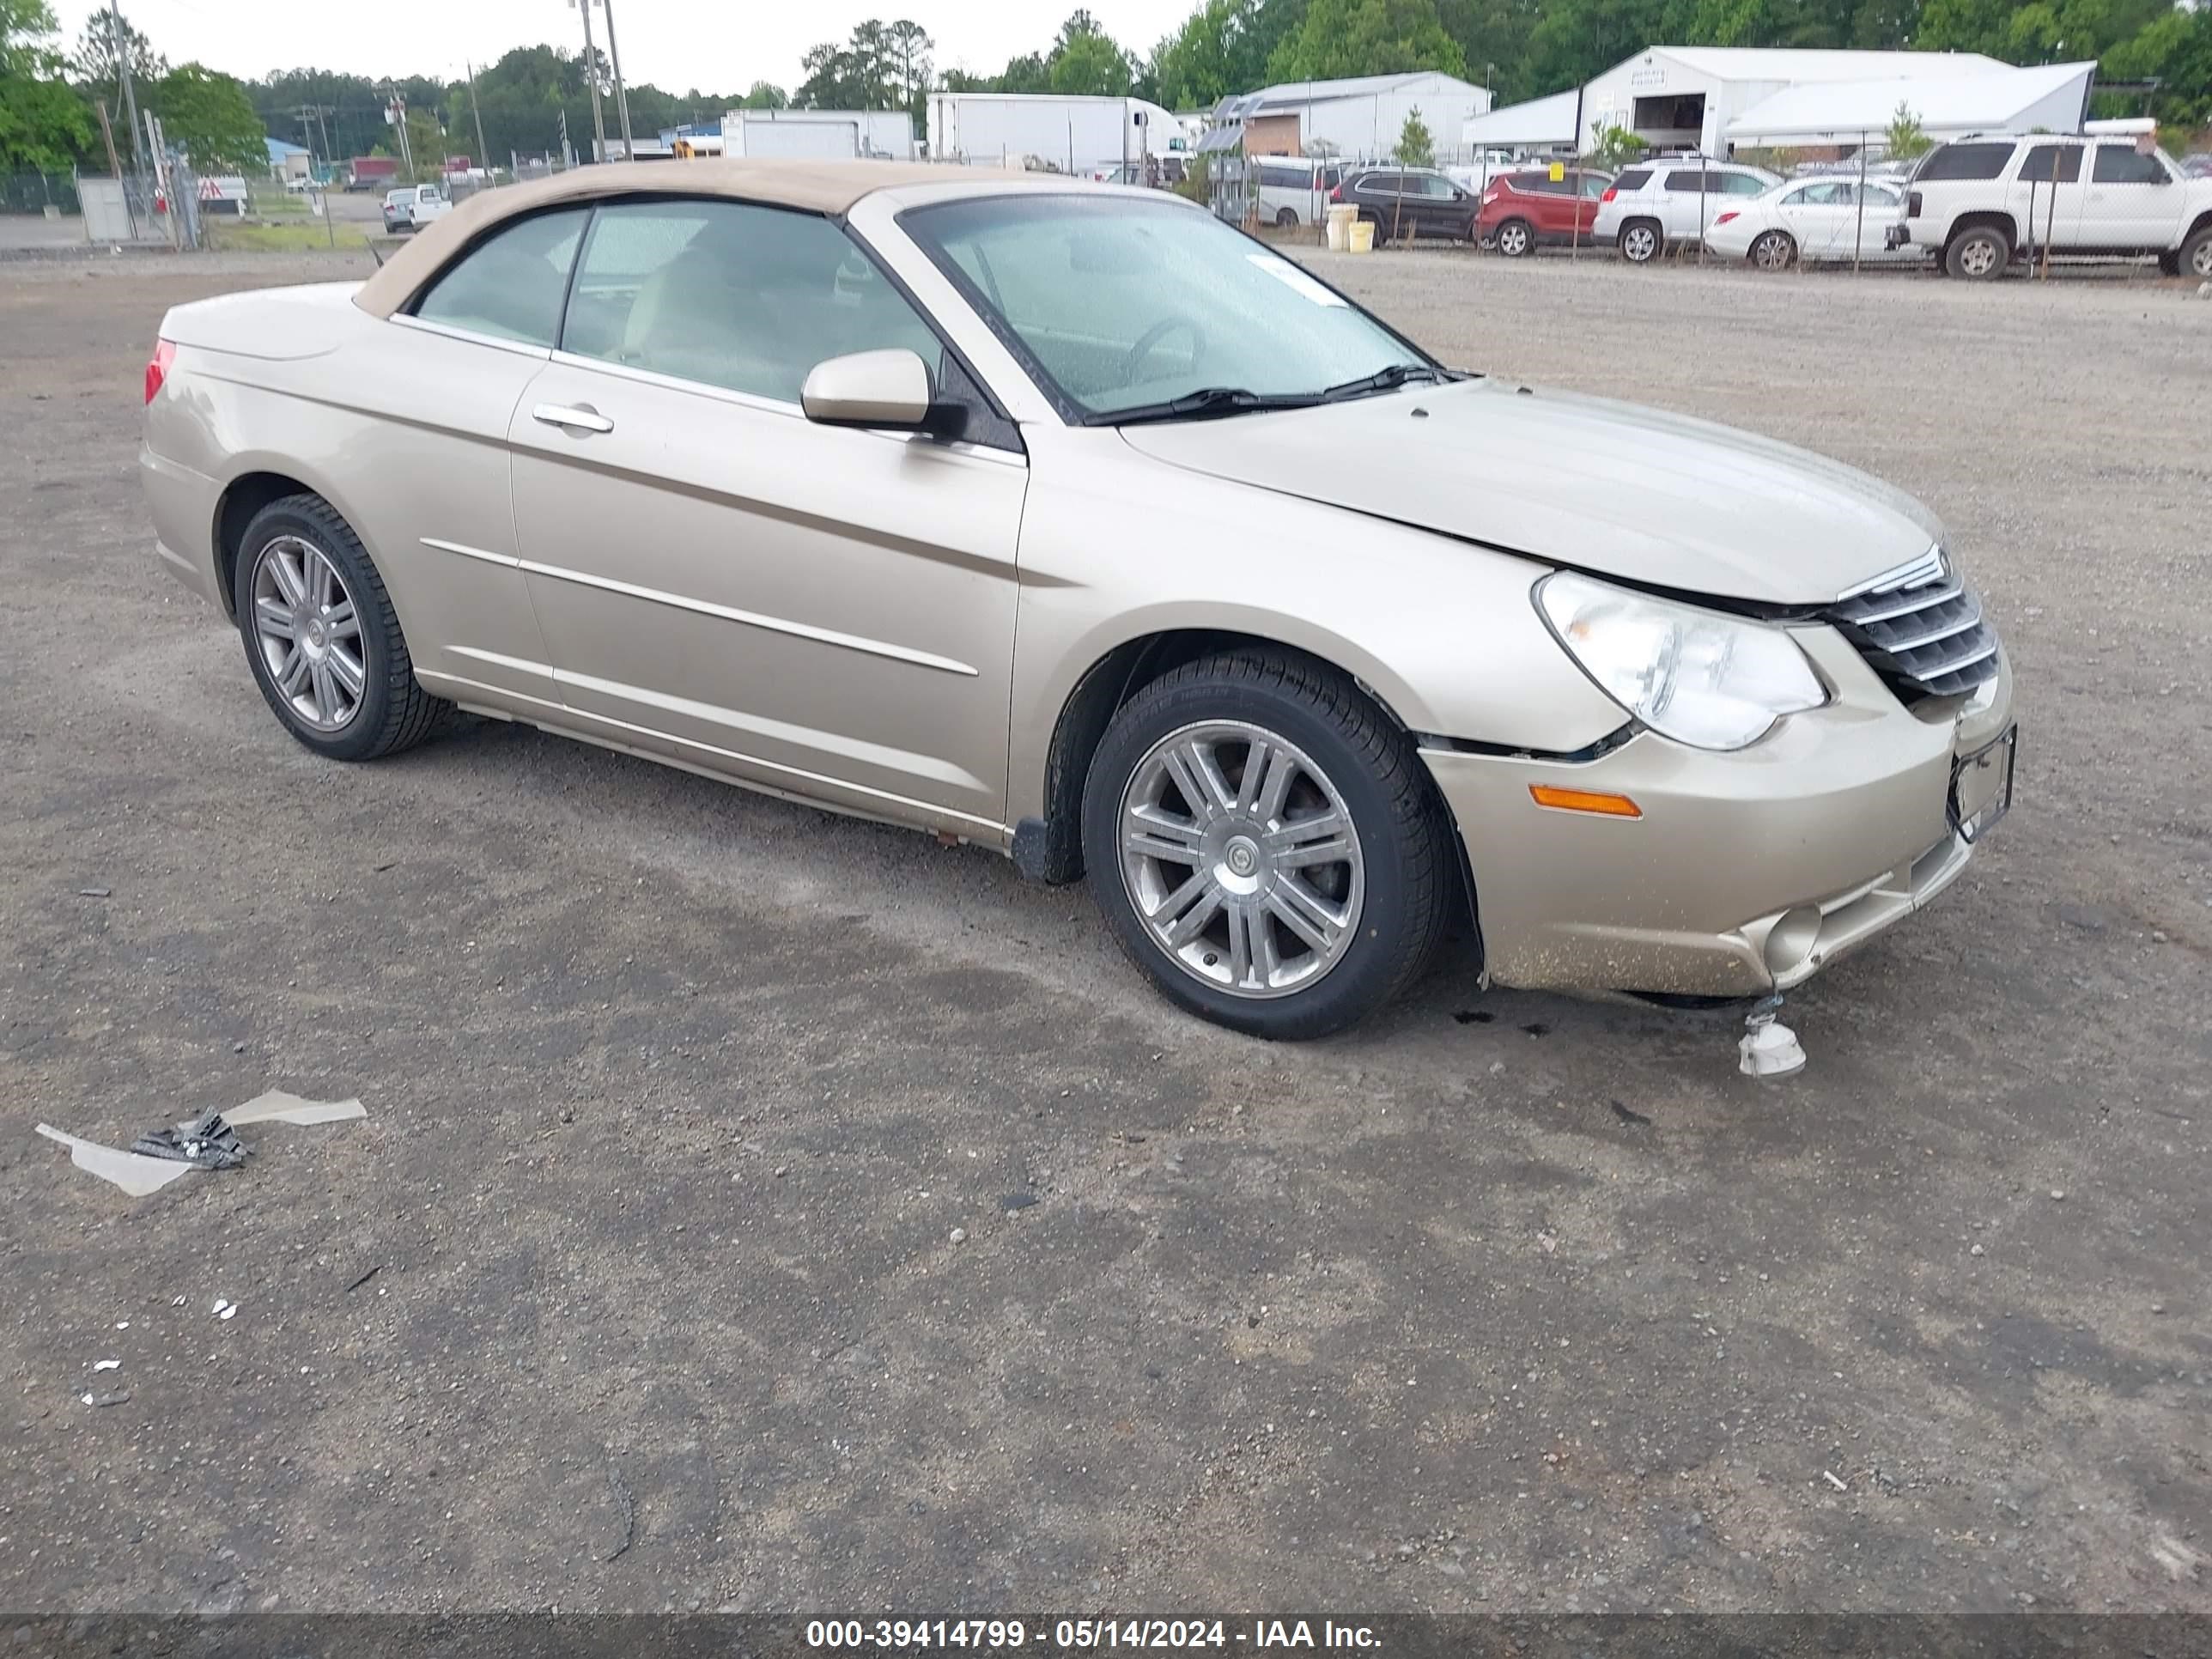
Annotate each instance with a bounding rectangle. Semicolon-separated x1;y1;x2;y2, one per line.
1722;172;1768;196
1580;173;1612;199
410;207;589;346
1915;143;2013;182
1663;169;1707;191
2021;144;2082;183
2092;144;2167;184
1419;173;1455;198
1613;168;1650;191
559;199;942;406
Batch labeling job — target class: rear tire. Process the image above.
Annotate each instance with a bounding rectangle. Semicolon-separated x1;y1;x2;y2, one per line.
1619;219;1662;264
2183;224;2212;281
1495;217;1534;258
1946;224;2010;281
232;495;445;762
1275;206;1298;228
1750;228;1796;270
1080;651;1451;1040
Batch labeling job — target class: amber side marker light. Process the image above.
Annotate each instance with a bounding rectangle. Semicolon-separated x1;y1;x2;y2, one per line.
1529;784;1643;818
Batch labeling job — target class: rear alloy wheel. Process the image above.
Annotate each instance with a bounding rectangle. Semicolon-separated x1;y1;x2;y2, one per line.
1081;652;1451;1040
234;495;444;762
1946;225;2010;281
2185;225;2212;280
1495;217;1534;258
1619;220;1661;264
1751;228;1796;270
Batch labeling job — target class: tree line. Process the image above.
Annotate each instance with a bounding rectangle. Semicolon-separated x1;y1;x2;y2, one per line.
4;0;2207;179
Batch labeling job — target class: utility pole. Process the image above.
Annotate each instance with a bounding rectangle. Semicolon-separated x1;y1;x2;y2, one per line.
571;0;608;161
598;0;635;158
385;84;416;176
110;0;143;169
466;61;489;171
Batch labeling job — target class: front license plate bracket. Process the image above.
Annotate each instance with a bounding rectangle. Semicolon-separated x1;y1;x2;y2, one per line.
1947;724;2017;845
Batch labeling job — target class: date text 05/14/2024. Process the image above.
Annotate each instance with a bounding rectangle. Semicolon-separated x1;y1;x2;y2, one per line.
805;1620;1382;1650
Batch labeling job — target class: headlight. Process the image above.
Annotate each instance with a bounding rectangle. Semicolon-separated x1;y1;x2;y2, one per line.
1535;571;1826;750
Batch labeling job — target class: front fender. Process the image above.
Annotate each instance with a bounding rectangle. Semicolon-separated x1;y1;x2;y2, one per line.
1006;425;1625;825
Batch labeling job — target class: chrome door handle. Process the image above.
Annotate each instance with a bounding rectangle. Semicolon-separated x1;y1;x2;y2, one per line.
532;403;613;434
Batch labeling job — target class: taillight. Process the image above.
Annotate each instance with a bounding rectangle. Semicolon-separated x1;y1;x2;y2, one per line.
1601;187;1617;203
143;338;174;404
1328;183;1342;201
1907;190;1923;217
1714;210;1739;226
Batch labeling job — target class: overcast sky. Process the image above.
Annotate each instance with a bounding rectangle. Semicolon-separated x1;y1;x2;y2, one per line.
51;0;1200;91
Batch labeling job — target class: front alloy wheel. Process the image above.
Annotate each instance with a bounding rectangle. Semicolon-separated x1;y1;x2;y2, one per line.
1082;651;1453;1039
1118;721;1364;999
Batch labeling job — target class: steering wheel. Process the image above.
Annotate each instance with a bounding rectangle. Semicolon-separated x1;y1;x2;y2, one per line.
1123;315;1206;386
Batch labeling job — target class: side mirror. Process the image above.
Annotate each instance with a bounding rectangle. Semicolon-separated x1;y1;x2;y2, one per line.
801;349;940;432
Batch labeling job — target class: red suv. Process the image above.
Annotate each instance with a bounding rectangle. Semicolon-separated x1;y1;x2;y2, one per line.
1477;169;1613;257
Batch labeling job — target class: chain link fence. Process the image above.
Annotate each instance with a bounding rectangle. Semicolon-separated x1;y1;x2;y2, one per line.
1;171;82;216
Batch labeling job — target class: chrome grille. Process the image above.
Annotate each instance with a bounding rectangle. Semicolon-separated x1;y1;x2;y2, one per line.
1824;555;1999;702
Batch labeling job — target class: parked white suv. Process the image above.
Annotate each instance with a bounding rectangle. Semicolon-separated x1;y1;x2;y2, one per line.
1594;159;1782;263
1890;134;2212;280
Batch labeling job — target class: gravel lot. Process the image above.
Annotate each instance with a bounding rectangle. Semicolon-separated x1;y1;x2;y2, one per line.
2;246;2208;1615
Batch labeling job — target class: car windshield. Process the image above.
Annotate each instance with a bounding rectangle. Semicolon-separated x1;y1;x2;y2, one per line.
899;193;1432;422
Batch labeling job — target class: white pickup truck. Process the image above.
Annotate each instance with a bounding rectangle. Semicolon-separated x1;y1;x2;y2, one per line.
1888;131;2212;280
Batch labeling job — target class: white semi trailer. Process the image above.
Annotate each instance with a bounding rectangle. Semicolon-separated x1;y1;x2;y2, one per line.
926;93;1187;177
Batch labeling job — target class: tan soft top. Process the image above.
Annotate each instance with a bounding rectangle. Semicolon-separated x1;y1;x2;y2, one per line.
355;158;1041;319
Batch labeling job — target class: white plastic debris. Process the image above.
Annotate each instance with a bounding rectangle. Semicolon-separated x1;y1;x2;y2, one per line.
1739;999;1807;1080
225;1090;367;1127
37;1091;367;1198
93;1360;120;1372
34;1125;196;1198
1823;1470;1848;1492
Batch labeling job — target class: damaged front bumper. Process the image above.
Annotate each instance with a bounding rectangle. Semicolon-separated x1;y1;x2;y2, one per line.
1423;629;2014;999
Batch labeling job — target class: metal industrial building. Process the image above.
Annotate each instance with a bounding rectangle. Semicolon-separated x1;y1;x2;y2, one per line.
1462;46;2080;159
1210;71;1495;162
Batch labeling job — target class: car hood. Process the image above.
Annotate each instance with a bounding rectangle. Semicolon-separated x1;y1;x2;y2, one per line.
1115;376;1943;605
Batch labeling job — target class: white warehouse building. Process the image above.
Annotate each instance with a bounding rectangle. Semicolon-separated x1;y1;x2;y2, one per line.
1463;46;2087;160
1218;71;1494;162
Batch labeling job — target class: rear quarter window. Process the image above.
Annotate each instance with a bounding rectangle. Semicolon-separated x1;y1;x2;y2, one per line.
1914;143;2014;183
1613;168;1650;191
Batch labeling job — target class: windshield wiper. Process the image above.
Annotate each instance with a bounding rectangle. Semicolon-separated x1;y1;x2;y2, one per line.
1322;362;1452;401
1100;386;1328;427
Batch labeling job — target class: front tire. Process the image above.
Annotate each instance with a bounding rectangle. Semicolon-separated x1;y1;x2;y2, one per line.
1946;225;2010;281
1751;228;1796;270
233;494;444;762
1494;218;1534;258
1080;652;1452;1040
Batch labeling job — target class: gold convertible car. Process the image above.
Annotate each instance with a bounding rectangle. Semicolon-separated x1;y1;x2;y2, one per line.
139;161;2014;1038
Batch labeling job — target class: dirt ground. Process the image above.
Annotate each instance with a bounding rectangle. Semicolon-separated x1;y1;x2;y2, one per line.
1;245;2207;1616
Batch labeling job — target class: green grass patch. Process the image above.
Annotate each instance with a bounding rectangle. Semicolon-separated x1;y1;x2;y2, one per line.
204;217;374;252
